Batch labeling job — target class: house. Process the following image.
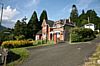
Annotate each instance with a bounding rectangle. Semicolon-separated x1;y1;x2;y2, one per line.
35;19;75;43
84;23;95;31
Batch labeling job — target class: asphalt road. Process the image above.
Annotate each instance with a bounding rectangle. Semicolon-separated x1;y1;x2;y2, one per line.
20;37;100;66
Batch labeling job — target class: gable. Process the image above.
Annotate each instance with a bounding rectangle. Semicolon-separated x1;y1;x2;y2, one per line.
42;19;47;27
42;19;54;27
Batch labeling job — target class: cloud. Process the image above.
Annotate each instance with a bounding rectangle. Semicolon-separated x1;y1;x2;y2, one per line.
76;0;94;10
0;6;20;28
26;0;40;7
2;20;15;28
0;6;19;20
62;4;72;13
61;0;95;17
33;0;40;5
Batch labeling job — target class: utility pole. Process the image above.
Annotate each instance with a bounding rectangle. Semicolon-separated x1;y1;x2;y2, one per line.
0;3;4;26
88;17;90;29
88;17;90;23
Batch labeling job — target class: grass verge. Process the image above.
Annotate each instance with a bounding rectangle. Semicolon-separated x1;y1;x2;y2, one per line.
7;48;29;66
83;44;100;66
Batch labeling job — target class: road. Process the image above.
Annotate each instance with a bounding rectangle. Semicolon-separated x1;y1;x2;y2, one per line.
20;36;100;66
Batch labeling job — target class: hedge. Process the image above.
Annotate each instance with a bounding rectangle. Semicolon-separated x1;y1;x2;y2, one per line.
1;40;34;48
71;28;96;42
1;40;54;48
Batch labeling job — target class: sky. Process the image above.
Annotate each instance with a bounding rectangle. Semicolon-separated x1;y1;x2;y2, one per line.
0;0;100;28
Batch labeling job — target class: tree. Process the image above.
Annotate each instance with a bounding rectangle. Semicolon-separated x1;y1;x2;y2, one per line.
39;10;48;29
86;10;100;29
0;28;14;41
21;17;27;37
14;17;27;39
70;4;78;26
79;10;86;20
78;9;100;29
27;11;39;39
14;20;22;36
78;10;87;26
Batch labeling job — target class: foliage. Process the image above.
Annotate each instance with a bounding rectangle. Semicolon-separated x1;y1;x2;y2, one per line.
15;35;25;40
47;40;54;45
27;11;39;39
71;28;96;42
70;4;78;26
70;5;100;29
14;20;22;36
39;10;48;29
1;40;34;48
78;9;100;29
0;28;14;41
33;40;47;46
33;40;54;46
7;48;29;66
94;31;99;34
14;18;27;38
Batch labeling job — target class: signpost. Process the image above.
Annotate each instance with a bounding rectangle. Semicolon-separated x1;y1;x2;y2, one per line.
0;47;8;66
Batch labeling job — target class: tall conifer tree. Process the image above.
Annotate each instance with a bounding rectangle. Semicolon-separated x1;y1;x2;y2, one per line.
70;5;78;26
27;11;39;39
39;10;48;29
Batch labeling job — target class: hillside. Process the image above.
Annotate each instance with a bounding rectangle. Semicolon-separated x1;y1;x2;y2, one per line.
0;25;7;31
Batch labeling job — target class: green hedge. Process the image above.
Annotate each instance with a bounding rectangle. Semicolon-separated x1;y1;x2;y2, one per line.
1;40;34;48
71;28;96;42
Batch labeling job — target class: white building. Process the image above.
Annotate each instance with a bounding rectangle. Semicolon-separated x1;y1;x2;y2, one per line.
84;23;95;31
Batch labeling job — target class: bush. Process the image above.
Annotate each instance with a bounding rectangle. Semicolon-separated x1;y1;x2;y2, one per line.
33;40;47;46
94;31;99;34
71;28;96;42
47;40;54;45
1;40;34;48
33;40;54;46
15;35;25;40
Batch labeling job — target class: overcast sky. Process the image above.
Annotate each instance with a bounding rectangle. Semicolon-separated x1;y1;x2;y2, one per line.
0;0;100;28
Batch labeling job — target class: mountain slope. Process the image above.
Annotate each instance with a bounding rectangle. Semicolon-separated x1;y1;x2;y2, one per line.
0;25;7;31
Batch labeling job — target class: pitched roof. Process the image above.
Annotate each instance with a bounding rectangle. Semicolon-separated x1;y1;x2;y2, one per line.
46;20;54;27
85;23;95;26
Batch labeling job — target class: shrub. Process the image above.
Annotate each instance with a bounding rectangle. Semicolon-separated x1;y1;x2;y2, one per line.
71;28;96;42
42;40;47;44
1;40;34;48
47;40;54;45
33;40;47;46
94;31;99;34
15;35;25;40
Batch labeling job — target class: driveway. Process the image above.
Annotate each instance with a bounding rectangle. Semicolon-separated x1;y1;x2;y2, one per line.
19;36;100;66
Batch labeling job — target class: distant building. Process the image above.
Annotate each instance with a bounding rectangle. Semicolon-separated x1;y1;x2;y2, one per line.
84;23;95;31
